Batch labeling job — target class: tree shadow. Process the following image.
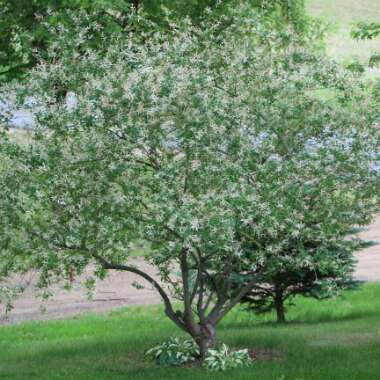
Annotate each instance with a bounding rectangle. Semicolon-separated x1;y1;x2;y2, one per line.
222;308;380;329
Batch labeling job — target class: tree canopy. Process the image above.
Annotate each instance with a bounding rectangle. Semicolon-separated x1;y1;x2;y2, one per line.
0;0;311;81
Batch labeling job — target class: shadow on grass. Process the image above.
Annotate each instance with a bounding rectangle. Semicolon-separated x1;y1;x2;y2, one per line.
5;284;380;380
222;307;380;329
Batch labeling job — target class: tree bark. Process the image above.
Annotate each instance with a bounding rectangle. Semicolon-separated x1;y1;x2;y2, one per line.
274;287;286;323
195;323;216;361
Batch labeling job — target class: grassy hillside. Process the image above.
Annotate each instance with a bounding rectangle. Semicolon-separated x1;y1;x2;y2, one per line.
1;283;380;380
307;0;380;76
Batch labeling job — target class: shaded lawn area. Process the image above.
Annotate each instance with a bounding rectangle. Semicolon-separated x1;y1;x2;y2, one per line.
1;283;380;380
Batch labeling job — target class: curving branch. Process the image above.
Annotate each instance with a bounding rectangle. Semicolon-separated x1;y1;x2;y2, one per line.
90;252;186;332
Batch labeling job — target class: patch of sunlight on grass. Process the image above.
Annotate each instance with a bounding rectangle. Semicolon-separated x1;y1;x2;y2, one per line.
307;0;380;78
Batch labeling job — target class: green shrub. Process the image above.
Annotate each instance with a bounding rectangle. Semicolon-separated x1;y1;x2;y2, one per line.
145;337;199;366
203;344;252;371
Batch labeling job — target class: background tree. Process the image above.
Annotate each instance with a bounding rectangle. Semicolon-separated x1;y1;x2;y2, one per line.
241;241;361;323
1;5;378;360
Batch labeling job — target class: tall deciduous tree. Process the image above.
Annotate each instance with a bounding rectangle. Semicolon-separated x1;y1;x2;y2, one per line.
1;5;379;360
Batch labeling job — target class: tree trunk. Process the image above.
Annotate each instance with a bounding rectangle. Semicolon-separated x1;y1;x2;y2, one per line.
274;288;286;323
195;323;216;361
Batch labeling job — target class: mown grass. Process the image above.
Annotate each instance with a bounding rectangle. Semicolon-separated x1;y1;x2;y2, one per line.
1;283;380;380
307;0;380;78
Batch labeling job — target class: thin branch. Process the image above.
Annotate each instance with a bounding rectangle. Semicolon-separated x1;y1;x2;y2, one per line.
215;274;262;323
0;63;33;77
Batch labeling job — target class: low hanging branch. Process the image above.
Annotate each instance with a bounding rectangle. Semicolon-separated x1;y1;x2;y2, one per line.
90;252;187;331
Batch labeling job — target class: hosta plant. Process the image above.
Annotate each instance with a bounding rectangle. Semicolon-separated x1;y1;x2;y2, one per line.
145;337;199;366
203;344;252;371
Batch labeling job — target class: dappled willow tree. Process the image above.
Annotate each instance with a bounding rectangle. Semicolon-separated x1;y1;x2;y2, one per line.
0;5;379;360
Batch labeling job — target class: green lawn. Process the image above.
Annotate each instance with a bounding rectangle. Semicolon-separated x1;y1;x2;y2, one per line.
307;0;380;77
1;283;380;380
